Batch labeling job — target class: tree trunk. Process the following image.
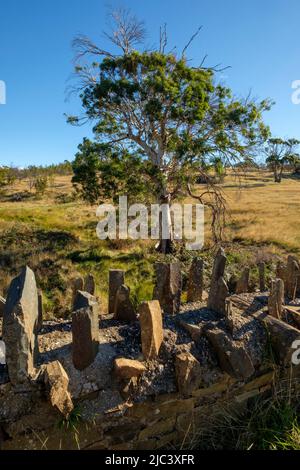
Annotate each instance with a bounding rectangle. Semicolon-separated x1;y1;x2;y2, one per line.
155;192;174;254
274;165;282;183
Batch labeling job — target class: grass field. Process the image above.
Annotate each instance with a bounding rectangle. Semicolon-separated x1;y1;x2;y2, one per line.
0;168;300;318
1;168;300;450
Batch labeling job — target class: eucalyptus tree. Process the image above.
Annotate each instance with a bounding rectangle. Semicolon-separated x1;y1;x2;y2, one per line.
265;138;300;183
69;8;271;253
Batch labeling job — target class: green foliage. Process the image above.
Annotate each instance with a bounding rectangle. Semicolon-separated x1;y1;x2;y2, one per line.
252;401;300;449
265;137;300;182
69;31;271;207
0;166;16;188
72;138;159;204
58;406;82;448
34;175;48;196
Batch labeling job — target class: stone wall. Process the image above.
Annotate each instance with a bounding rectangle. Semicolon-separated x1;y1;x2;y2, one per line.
0;251;300;450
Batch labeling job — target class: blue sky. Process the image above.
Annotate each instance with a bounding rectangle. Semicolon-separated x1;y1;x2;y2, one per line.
0;0;300;167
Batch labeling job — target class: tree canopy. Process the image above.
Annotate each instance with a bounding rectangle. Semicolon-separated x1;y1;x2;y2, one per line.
69;8;272;251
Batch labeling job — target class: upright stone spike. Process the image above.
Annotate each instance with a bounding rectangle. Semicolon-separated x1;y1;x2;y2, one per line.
73;290;100;319
114;285;137;322
3;266;39;385
108;269;125;314
153;262;182;314
72;276;84;309
235;267;250;294
139;300;163;359
0;295;5;317
258;262;266;292
37;289;43;332
175;352;202;398
286;255;300;299
268;278;284;319
84;274;95;295
207;248;228;315
72;307;99;370
276;261;287;282
187;257;203;303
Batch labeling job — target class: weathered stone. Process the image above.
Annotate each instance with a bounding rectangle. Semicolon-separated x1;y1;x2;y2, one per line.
72;276;84;307
0;340;6;365
224;299;235;334
84;274;95;295
242;371;275;392
139;417;176;440
37;290;43;333
258;262;266;292
192;374;233;398
208;276;229;316
0;295;5;317
276;261;287;287
175;352;202;397
286;255;300;299
43;360;73;417
3;266;39;385
114;285;136;322
114;358;146;379
109;270;125;314
153;262;182;314
235;267;250;294
187;258;203;302
253;310;300;364
210;247;227;283
208;248;228;315
204;327;255;379
268;278;284;319
73;290;100;317
178;321;203;341
72;307;99;370
139;300;163;359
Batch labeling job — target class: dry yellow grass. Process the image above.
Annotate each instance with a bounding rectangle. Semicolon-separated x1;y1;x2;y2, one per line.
222;170;300;254
1;169;300;254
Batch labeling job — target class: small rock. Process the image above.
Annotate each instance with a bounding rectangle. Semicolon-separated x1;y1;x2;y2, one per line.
43;360;73;417
114;358;146;379
175;352;202;397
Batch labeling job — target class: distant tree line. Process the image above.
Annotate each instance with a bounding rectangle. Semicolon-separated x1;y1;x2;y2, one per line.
0;161;73;195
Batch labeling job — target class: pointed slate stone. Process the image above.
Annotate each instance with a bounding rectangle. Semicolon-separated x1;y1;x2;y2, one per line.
187;257;203;302
208;248;228;315
43;360;73;417
37;289;43;333
0;295;5;317
235;267;250;294
84;274;95;295
175;352;202;397
72;307;99;370
258;262;266;292
268;278;284;319
73;290;100;317
114;285;137;322
109;269;125;314
286;255;300;299
3;266;39;385
139;300;163;359
153;262;182;315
